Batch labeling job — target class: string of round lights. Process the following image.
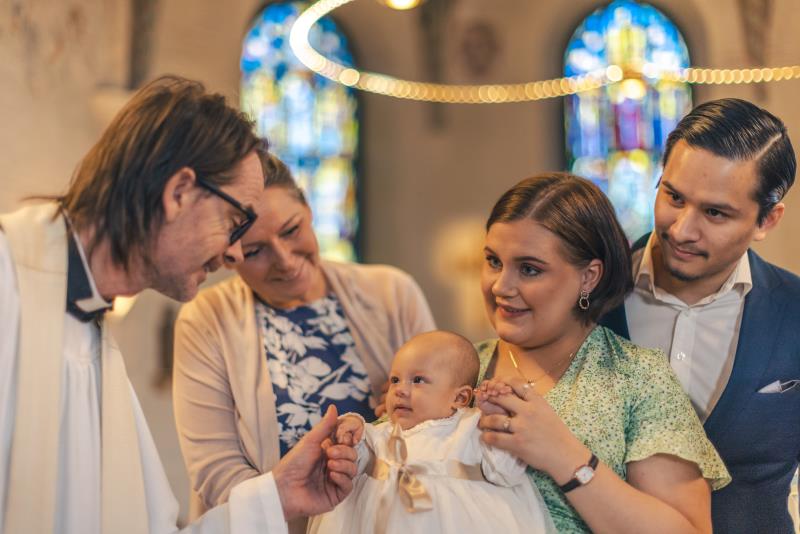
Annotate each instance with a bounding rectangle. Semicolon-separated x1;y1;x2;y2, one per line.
289;0;800;104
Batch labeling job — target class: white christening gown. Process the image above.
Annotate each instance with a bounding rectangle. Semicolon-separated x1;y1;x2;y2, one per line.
308;408;555;534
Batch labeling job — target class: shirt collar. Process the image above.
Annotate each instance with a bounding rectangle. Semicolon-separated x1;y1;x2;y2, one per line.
633;233;753;303
65;215;113;321
632;232;658;293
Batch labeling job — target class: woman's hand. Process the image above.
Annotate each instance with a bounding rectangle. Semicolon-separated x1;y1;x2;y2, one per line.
476;376;589;480
335;414;365;446
478;377;712;533
373;380;389;418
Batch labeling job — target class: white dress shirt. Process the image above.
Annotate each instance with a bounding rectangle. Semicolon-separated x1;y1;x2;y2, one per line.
0;230;288;533
626;234;752;421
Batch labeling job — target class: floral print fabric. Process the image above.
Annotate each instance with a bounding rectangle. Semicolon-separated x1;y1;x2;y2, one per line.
476;326;730;533
256;294;373;456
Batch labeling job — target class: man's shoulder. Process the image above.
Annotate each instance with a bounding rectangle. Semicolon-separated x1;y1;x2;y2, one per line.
748;250;800;295
0;202;65;271
631;232;650;252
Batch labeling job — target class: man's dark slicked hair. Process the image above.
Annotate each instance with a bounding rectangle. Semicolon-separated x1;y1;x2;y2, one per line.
663;98;796;224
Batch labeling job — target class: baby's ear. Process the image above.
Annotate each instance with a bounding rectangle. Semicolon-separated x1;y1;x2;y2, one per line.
452;385;473;409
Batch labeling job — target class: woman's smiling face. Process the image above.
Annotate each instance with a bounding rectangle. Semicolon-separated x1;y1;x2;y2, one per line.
480;218;587;350
234;186;324;309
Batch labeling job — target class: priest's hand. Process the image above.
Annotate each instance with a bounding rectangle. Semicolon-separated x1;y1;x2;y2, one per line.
272;405;358;521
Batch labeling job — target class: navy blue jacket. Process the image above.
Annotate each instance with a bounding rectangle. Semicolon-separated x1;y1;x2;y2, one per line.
602;241;800;533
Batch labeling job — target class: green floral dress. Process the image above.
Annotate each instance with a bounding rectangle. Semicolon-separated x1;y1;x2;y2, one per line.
476;326;730;533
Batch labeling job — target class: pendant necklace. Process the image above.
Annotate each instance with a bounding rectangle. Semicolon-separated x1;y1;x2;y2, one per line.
507;347;576;390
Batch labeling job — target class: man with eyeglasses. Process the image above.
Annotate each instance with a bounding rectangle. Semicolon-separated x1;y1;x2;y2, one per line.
0;76;357;534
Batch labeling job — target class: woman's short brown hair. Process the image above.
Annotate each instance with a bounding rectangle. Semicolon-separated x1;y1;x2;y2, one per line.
486;172;632;324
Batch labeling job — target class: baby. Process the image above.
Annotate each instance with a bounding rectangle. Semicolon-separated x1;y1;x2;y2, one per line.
308;330;554;534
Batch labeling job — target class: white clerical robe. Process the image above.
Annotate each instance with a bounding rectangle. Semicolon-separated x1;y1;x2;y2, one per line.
0;204;288;534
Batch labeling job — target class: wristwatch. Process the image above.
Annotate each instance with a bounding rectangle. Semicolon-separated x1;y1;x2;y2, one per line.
559;453;599;493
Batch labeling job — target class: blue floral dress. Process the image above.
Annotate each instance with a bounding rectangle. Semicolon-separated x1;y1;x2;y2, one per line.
256;294;374;457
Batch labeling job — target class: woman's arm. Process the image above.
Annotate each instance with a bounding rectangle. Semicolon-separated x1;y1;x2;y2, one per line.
541;440;711;534
478;380;712;534
173;305;261;510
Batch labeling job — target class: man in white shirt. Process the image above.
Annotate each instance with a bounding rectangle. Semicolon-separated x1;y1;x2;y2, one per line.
602;98;800;533
0;75;357;534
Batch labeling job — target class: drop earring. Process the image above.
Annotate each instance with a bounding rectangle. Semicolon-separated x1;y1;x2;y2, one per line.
578;290;590;311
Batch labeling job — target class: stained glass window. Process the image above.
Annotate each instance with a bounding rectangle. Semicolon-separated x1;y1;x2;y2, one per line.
564;0;691;239
241;1;359;261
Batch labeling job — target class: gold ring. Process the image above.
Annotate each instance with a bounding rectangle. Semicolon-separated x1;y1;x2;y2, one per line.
502;417;511;433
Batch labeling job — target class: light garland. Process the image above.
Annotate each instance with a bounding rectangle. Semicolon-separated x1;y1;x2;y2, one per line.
289;0;800;104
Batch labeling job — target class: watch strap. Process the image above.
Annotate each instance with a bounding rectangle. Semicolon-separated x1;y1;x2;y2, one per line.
559;453;599;494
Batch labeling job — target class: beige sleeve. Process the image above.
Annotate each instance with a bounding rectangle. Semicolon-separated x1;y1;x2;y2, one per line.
173;302;261;510
394;268;436;338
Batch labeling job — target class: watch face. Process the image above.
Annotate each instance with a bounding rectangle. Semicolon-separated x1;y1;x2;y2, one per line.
575;466;595;485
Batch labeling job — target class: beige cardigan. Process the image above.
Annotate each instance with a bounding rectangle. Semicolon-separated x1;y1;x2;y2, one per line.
173;260;435;518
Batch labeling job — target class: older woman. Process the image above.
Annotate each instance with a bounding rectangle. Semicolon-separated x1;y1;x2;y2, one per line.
173;154;435;520
474;173;730;533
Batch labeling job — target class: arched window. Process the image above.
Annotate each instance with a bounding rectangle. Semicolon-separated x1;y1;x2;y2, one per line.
564;0;691;239
241;1;360;261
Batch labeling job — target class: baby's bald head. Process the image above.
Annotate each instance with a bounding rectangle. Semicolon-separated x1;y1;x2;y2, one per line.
399;330;480;388
388;330;479;429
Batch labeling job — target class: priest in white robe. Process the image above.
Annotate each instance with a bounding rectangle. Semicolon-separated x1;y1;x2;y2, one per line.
0;75;358;534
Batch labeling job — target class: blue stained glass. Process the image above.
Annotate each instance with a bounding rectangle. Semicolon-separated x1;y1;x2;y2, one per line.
242;2;360;261
564;1;691;240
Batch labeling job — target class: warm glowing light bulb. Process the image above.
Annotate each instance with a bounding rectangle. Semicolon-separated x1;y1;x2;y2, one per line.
620;78;646;100
382;0;423;10
339;68;360;86
606;65;624;82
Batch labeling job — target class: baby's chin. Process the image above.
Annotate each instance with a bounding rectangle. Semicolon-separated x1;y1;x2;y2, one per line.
389;408;422;430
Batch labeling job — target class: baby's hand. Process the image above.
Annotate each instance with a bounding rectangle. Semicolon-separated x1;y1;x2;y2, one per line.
334;414;365;446
474;379;514;416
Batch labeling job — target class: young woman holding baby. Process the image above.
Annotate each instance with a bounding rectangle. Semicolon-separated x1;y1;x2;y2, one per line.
473;173;729;533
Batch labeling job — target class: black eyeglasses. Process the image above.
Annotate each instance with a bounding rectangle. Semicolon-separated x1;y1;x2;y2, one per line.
196;177;258;245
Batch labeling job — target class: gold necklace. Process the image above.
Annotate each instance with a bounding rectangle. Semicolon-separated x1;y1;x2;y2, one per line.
507;348;575;388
